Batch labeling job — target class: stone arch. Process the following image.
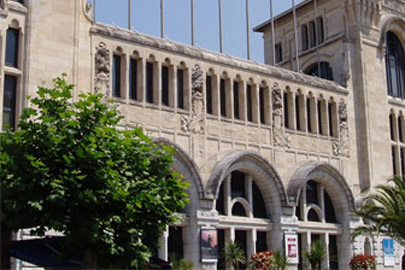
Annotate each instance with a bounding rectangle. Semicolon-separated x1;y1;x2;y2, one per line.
287;161;355;225
154;138;204;215
379;15;405;47
206;151;288;222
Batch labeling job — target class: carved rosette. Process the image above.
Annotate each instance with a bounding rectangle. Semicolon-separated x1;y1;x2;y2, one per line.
94;42;111;96
333;99;349;156
272;83;290;148
181;64;205;134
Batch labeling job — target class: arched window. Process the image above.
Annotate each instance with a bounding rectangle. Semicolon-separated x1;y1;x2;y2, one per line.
296;180;337;224
304;62;333;81
386;31;405;98
232;202;248;217
216;170;268;219
364;237;371;255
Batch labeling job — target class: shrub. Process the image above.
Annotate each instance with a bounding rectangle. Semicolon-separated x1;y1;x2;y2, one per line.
349;254;376;270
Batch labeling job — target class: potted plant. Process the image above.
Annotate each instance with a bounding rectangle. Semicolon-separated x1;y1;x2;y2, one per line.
223;241;246;270
349;254;376;270
302;241;327;270
272;250;288;270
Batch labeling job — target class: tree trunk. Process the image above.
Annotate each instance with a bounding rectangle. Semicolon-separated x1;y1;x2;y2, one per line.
0;226;12;270
84;248;97;270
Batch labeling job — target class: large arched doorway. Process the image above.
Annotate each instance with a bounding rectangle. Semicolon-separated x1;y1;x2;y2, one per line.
154;138;204;266
288;161;355;270
207;151;287;270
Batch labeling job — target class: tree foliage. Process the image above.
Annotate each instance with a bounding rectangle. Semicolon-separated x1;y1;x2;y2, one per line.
353;176;405;246
0;76;189;268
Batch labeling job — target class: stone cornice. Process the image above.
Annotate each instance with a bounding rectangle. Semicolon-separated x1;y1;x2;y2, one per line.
91;23;349;95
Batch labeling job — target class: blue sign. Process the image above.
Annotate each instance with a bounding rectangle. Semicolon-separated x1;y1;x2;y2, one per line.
383;238;395;266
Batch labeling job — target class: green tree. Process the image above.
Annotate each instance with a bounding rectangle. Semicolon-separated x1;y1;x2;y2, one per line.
0;76;189;269
302;241;327;270
353;176;405;246
223;241;246;270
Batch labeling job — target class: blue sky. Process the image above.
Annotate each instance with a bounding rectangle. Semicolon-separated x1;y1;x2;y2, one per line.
90;0;304;63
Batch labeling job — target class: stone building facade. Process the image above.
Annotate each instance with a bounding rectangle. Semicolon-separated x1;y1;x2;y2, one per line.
0;0;404;269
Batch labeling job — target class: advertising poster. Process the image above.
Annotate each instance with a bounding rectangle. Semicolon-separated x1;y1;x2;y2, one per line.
201;228;218;262
383;238;395;266
285;234;299;264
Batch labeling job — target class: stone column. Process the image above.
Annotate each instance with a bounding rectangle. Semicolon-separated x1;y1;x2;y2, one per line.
225;175;231;216
158;227;169;261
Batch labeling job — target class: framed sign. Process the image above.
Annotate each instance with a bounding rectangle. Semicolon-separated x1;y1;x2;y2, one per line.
201;228;218;262
383;238;395;266
285;234;299;264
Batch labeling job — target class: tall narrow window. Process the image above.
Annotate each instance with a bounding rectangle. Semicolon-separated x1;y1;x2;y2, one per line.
112;55;121;98
161;65;169;106
129;59;138;100
317;100;323;135
328;102;334;137
296;95;301;131
5;28;19;67
399;117;403;143
301;25;308;51
233;81;240;119
275;43;283;63
392;146;398;175
2;75;17;130
401;148;405;176
177;69;184;109
206;76;213;114
259;88;265;124
307;97;312;133
309;21;316;48
247;85;253;122
390;114;395;141
220;79;226;117
386;31;405;98
316;17;324;44
284;92;289;128
146;62;154;104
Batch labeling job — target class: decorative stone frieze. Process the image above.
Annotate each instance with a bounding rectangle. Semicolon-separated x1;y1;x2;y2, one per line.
383;0;405;14
272;83;290;148
333;99;349;156
94;42;111;96
181;64;205;134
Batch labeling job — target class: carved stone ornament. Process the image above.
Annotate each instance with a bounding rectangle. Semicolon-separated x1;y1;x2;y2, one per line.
333;99;349;156
94;42;111;96
340;43;351;87
83;1;93;22
272;83;290;148
181;64;205;134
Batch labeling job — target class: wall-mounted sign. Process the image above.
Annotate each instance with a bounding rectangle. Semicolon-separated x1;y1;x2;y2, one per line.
201;228;218;262
383;238;395;266
285;234;299;264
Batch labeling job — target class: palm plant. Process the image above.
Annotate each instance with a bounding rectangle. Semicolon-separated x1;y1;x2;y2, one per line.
272;250;288;270
223;241;246;270
170;255;194;270
353;176;405;246
302;241;327;270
